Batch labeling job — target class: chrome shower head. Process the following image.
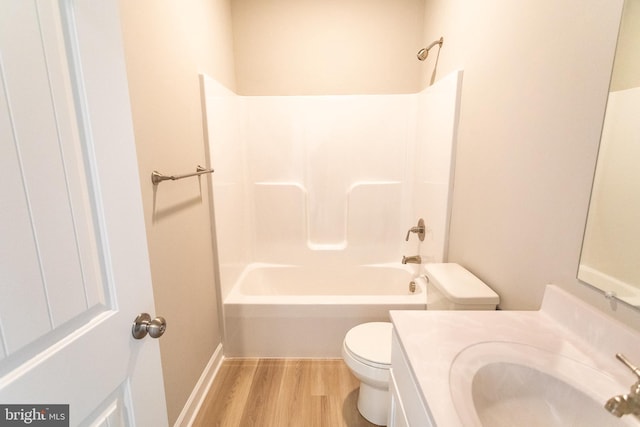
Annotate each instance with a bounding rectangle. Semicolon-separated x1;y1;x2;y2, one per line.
416;48;429;61
417;37;444;61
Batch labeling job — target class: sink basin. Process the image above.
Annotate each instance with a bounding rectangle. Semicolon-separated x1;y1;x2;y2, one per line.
471;362;624;426
449;341;638;427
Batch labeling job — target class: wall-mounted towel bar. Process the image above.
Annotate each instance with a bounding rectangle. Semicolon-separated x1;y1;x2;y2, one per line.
151;165;214;185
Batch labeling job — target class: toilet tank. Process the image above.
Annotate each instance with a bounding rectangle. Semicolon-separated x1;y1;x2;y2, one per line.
424;263;499;310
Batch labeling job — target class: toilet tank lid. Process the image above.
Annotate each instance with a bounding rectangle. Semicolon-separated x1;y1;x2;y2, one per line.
424;263;499;305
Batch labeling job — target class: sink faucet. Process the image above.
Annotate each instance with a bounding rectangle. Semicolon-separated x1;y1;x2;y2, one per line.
402;255;422;264
605;354;640;419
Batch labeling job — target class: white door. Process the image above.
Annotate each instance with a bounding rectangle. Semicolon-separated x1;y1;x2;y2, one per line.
0;1;167;426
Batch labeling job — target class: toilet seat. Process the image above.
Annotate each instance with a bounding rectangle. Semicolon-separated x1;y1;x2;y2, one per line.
343;322;392;369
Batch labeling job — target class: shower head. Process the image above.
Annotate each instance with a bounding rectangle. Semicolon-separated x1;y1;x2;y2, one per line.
417;37;444;61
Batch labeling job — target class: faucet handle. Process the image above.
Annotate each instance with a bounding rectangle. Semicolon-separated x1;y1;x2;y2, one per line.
616;354;640;379
405;218;426;241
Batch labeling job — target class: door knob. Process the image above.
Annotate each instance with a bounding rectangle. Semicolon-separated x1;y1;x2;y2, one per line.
132;313;167;339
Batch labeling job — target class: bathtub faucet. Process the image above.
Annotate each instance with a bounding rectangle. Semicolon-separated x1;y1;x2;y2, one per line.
405;218;426;241
605;354;640;420
402;255;422;264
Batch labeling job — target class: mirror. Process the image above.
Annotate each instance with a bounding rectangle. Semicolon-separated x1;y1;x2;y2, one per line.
579;0;640;308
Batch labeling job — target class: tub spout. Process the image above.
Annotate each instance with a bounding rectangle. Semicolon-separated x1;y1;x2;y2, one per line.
402;255;422;264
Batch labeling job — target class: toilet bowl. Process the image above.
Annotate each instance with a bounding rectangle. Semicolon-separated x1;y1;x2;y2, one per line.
342;322;393;426
342;263;500;426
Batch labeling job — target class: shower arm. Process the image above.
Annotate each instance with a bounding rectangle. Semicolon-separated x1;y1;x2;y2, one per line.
417;36;444;61
424;37;443;51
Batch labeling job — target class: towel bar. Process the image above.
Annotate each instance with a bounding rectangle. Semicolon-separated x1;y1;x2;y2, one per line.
151;165;214;185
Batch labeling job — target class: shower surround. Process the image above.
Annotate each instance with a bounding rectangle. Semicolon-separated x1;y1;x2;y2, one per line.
202;70;463;356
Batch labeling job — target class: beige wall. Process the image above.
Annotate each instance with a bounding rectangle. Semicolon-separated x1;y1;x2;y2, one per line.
230;0;426;95
419;0;639;327
118;0;235;423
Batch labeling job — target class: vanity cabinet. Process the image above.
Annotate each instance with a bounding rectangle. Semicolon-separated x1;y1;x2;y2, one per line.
388;370;410;427
388;331;433;427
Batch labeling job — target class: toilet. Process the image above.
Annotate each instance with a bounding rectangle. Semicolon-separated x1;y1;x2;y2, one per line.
342;263;500;425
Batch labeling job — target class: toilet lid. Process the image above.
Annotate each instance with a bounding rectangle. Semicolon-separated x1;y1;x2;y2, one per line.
344;322;392;367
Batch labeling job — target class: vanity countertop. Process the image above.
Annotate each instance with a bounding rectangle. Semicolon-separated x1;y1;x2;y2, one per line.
389;285;640;426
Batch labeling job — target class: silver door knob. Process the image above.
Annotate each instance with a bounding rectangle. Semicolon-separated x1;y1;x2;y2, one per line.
132;313;167;339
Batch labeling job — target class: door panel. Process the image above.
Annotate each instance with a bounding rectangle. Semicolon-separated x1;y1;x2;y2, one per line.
86;388;129;427
0;1;167;425
0;0;108;359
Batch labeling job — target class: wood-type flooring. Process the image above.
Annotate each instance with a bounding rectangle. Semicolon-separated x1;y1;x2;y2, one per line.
192;358;379;427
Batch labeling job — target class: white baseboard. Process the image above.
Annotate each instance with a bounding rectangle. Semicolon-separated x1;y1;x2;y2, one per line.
174;343;224;427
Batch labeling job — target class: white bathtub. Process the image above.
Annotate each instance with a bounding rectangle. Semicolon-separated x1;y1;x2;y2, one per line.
223;263;426;357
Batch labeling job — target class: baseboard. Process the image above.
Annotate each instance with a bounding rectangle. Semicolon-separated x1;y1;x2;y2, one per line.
174;343;224;427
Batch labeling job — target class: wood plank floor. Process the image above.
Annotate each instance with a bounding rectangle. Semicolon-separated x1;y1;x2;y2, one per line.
193;359;379;427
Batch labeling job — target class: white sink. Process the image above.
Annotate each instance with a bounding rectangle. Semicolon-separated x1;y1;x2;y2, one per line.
449;341;637;427
390;286;640;426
